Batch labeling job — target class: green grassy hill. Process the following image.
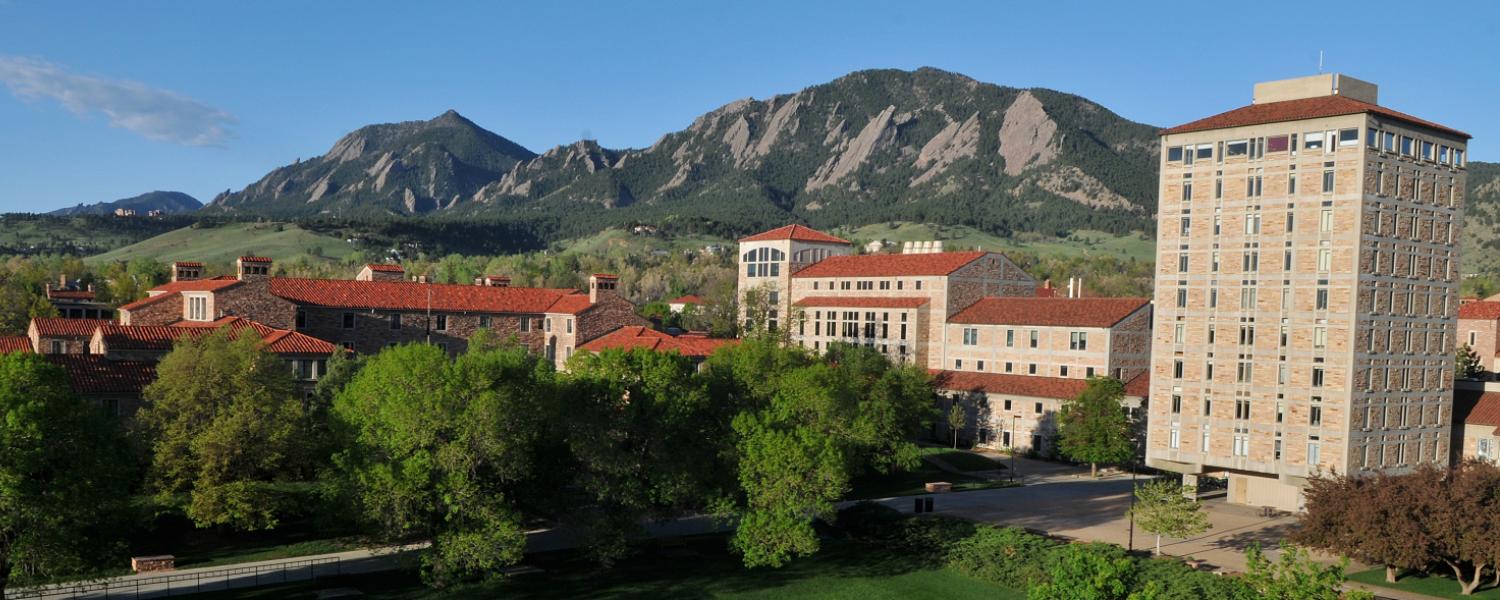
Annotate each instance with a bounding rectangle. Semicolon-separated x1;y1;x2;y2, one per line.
838;223;1156;262
87;222;357;266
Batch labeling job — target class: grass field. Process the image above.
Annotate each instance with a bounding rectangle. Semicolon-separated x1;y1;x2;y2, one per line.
1348;568;1500;599
87;222;357;266
192;535;1023;600
919;447;1005;472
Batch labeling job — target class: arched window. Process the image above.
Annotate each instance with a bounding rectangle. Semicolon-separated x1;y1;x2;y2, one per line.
742;247;784;278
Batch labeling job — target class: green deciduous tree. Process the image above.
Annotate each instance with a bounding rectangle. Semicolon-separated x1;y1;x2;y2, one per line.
1129;479;1210;556
1027;543;1146;600
135;331;315;531
1059;377;1135;478
705;339;932;567
1242;543;1368;600
0;353;132;596
333;343;554;586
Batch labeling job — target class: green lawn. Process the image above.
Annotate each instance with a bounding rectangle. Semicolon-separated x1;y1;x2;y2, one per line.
919;447;1005;472
1349;567;1500;599
87;222;357;266
191;535;1023;600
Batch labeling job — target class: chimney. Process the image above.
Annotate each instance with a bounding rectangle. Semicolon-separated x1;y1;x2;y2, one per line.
357;264;405;282
172;261;204;282
589;273;619;304
236;256;272;281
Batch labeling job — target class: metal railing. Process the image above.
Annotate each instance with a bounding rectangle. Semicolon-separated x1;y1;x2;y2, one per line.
7;556;341;599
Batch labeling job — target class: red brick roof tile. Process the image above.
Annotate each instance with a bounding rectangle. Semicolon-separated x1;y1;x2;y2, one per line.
47;289;96;301
1455;389;1500;429
122;279;243;311
578;326;735;358
366;263;405;273
30;318;113;337
239;256;272;263
267;278;580;313
951;297;1150;328
668;295;707;305
1161;95;1469;139
739;224;849;244
0;336;32;353
793;296;930;309
931;370;1090;401
792;251;990;278
46;355;155;395
97;317;336;355
1460;301;1500;321
1123;372;1150;398
543;294;597;315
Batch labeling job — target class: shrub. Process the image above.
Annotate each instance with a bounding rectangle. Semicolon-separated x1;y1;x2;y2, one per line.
946;526;1057;588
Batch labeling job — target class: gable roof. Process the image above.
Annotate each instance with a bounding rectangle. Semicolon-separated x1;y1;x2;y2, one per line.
931;370;1090;401
951;297;1151;328
1161;94;1469;139
46;355;156;396
121;278;242;312
1455;389;1500;429
1460;301;1500;321
30;318;113;338
266;278;583;314
578;326;735;358
365;263;405;273
0;336;32;353
793;296;930;309
96;317;336;355
739;224;849;244
792;251;991;278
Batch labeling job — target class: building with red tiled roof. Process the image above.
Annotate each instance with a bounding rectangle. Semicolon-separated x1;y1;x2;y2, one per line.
1453;386;1500;464
931;369;1147;454
577;326;736;364
942;297;1151;384
738;224;849;244
0;336;33;353
28;318;113;355
1460;301;1500;376
1146;73;1469;512
121;259;648;370
951;297;1150;328
45;355;156;416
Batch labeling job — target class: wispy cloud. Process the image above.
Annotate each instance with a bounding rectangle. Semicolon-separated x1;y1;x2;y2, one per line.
0;55;235;146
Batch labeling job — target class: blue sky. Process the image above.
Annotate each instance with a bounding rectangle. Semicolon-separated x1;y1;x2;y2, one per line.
0;0;1495;213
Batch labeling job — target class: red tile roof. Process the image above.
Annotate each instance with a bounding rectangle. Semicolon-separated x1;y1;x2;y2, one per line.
1455;389;1500;429
1035;287;1057;298
173;261;204;267
121;279;243;311
366;263;405;273
30;318;113;337
0;336;32;353
931;370;1090;401
668;295;707;305
1161;94;1469;139
1460;301;1500;321
792;251;990;278
46;355;155;396
543;294;597;315
97;317;336;355
793;296;930;309
739;224;850;244
239;256;272;262
951;297;1150;328
578;326;736;358
266;278;582;314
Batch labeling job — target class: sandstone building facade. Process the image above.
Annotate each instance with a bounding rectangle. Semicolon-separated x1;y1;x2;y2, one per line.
1144;74;1470;510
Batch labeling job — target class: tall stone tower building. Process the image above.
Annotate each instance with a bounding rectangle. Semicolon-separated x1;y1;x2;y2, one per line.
1145;74;1470;510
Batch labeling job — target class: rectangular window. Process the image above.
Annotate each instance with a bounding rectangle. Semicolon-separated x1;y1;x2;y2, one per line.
1310;405;1323;427
1312;367;1325;387
1304;131;1325;151
1029;330;1038;348
1180;216;1191;236
1169;428;1181;449
435;315;448;331
1322;169;1335;193
1178;253;1189;273
1167;146;1184;162
295;310;306;330
390;313;401;330
1318;246;1331;271
1070;332;1088;351
1006;329;1014;347
1319;209;1333;233
479;315;491;329
1171;395;1182;414
962;327;978;345
342;312;355;329
1225;140;1249;156
1337;128;1358;146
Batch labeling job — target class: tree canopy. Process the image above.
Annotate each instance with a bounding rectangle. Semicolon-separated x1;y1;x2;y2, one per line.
1058;377;1135;478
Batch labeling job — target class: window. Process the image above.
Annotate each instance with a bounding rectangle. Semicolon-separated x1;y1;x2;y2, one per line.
1287;171;1297;195
1180;217;1191;236
1237;361;1252;383
1233;435;1249;457
1171;394;1182;414
342;312;355;329
1383;131;1395;152
1317;245;1331;272
1028;364;1038;375
1182;175;1193;201
1034;402;1043;415
1316;288;1328;310
1322;169;1335;193
1246;170;1263;198
1006;330;1015;347
1313;327;1326;349
1241;287;1257;310
1176;288;1187;308
1400;136;1414;156
1310;405;1323;427
478;315;491;329
1368;128;1380;149
1173;323;1185;344
1245;212;1261;234
1338;128;1358;146
50;340;63;354
1178;253;1189;273
435;315;448;331
962;327;978;345
1304;131;1325;151
977;360;985;371
1173;359;1184;379
1308;442;1321;466
389;313;401;330
1225;140;1248;156
1422;140;1434;161
741;247;785;278
1235;399;1251;420
954;359;963;370
1211;251;1220;272
1312;367;1325;388
1167;146;1184;162
187;295;208;321
1169;428;1181;449
1243;251;1259;273
1070;332;1088;351
1029;330;1038;348
1319;209;1333;233
295;310;306;330
1005;362;1013;373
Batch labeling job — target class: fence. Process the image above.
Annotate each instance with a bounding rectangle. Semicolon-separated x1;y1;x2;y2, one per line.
6;556;341;600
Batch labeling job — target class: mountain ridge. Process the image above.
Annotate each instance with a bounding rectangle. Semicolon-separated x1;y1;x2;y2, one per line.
48;190;201;216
